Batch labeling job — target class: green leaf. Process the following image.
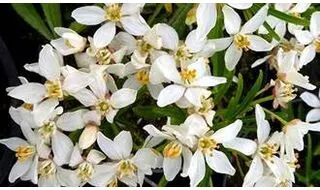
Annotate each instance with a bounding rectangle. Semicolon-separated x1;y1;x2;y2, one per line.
232;70;263;118
214;70;234;104
198;166;213;187
41;3;62;37
225;74;243;119
263;22;281;41
158;176;168;187
306;134;313;186
133;105;186;124
11;3;53;40
169;3;193;38
253;4;310;26
68;129;83;144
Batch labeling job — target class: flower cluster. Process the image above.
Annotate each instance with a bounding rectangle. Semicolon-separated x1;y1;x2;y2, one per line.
2;3;320;187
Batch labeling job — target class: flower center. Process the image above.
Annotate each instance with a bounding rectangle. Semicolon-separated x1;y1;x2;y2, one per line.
137;39;153;55
175;45;192;62
39;159;56;178
279;179;290;187
198;136;218;154
163;141;182;158
105;4;121;22
107;178;118;187
64;39;74;48
136;70;149;85
15;145;35;162
313;39;320;53
22;103;34;111
180;69;197;84
273;80;297;106
45;80;63;99
259;143;279;161
117;159;137;179
96;48;113;65
39;121;56;139
234;34;250;51
96;100;111;115
77;162;94;182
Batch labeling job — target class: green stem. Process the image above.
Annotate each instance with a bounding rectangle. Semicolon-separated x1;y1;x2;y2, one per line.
147;4;164;26
250;95;274;106
306;134;312;186
158;175;168;187
234;153;245;179
262;107;288;125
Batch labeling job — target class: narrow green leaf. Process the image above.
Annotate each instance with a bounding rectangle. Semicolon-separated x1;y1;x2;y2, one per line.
263;22;281;41
41;3;62;37
147;3;164;26
306;134;312;186
169;3;193;38
214;71;234;105
225;74;243;119
198;166;213;187
233;70;263;118
158;176;168;187
11;3;53;40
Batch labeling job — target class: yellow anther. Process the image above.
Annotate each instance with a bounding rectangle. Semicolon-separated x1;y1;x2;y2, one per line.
22;103;34;111
96;48;113;65
313;39;320;53
117;160;137;179
15;145;35;162
198;136;218;154
45;80;63;99
136;70;149;85
107;178;118;187
96;100;110;115
259;143;279;161
175;45;192;62
136;39;153;55
163;141;182;158
77;162;94;182
234;34;250;51
105;4;121;22
180;69;197;84
64;39;74;48
39;121;56;139
39;160;56;178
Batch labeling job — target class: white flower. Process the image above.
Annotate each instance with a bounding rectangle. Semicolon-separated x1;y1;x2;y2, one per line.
188;119;256;187
271;79;297;109
96;131;156;187
72;3;149;48
301;89;320;122
38;159;63;187
8;44;65;105
143;115;205;181
56;109;101;150
211;5;272;70
0;122;49;184
155;55;226;107
295;11;320;66
276;49;316;90
51;27;87;56
243;104;288;187
186;97;216;126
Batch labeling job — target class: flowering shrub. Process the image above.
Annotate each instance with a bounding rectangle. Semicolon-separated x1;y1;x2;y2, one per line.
2;3;320;187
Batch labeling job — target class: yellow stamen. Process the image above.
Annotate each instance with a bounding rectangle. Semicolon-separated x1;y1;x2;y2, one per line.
313;39;320;53
96;48;113;65
198;136;218;154
39;160;56;178
180;69;197;84
163;141;182;158
45;80;63;99
136;70;149;85
104;4;121;22
259;143;279;161
175;45;192;62
77;162;94;182
117;160;137;179
137;39;153;55
96;100;110;115
234;34;250;51
15;145;35;162
107;178;118;187
38;121;56;139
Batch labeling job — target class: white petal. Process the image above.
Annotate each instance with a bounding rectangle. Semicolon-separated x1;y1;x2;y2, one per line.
120;15;149;36
97;132;122;160
20;122;37;145
299;44;316;67
205;150;235;175
69;88;98;107
87;149;106;164
311;11;320;37
209;37;233;52
57;168;81;187
222;5;241;35
110;88;137;109
39;44;61;80
193;76;227;87
242;156;263;187
51;38;79;56
255;104;270;144
83;110;101;125
74;53;96;68
143;124;173;139
204;110;216;127
69;144;84;167
109;32;137;55
71;6;105;25
33;99;59;126
241;5;268;34
211;119;242;143
148;84;163;100
286;71;316;90
0;137;28;151
24;63;40;74
294;30;314;45
196;3;216;39
8;83;45;104
185;30;206;53
185;88;209;107
188;149;205;187
105;109;118;123
223;137;257;156
121;3;144;16
157;84;185;107
123;76;141;90
93;22;116;49
21;156;38;184
225;42;242;71
300;91;320;107
155;55;181;84
89;165;115;187
78;125;98;150
228;3;252;10
62;66;94;93
181;147;193;177
132;148;154;174
56;109;86;131
163;157;181;181
306;109;320;122
251;55;272;68
184;114;209;137
290;3;311;13
52;131;73;166
247;35;273;51
155;23;179;50
9;158;32;183
38;175;59;187
114;131;133;158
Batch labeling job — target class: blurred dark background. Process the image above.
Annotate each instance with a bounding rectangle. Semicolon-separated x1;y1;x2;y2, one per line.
0;3;320;187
